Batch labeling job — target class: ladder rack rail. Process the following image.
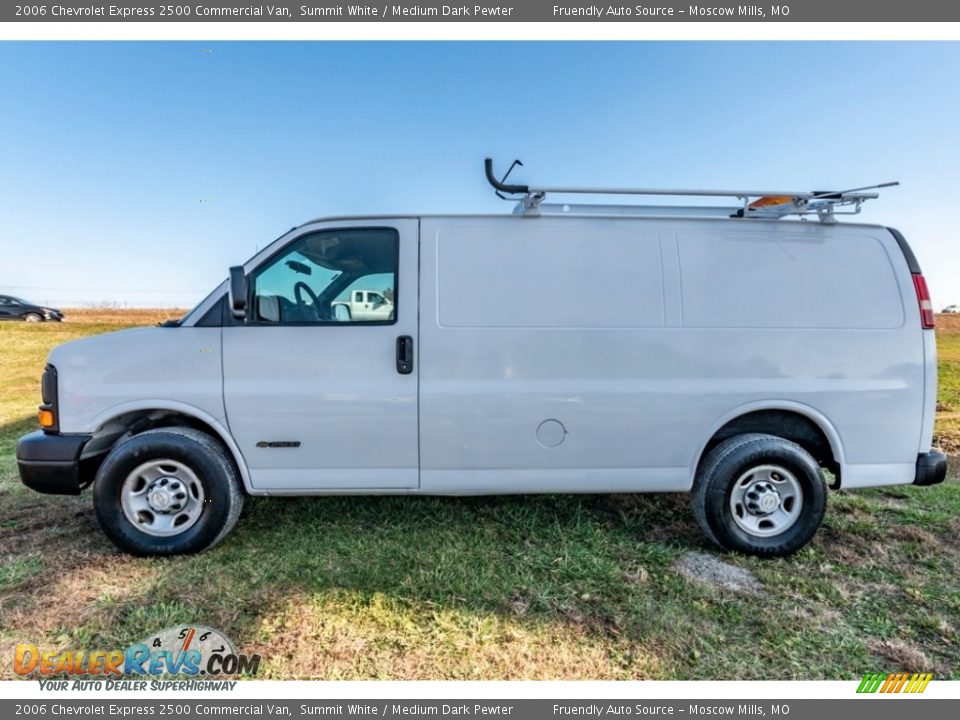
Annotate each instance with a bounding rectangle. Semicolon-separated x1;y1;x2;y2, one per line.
484;158;897;224
524;202;873;220
519;185;880;201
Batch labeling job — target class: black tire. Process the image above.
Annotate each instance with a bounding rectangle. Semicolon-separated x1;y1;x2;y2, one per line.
692;433;827;558
23;313;43;322
93;427;244;556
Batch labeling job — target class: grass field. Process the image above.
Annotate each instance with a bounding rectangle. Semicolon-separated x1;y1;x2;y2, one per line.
1;310;958;680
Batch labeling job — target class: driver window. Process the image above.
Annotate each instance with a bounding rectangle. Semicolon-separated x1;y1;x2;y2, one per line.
251;228;399;325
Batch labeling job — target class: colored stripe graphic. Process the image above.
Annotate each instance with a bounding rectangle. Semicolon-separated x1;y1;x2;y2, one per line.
858;672;933;693
857;673;886;693
909;673;934;693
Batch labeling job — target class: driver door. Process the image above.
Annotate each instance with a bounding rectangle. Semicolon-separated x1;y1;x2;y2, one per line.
222;219;419;491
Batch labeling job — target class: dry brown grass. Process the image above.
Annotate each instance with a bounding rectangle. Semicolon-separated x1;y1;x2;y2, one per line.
58;308;188;325
868;638;944;675
935;313;960;334
248;591;658;680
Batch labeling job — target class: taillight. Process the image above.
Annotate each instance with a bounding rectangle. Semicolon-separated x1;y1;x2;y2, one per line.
913;273;935;329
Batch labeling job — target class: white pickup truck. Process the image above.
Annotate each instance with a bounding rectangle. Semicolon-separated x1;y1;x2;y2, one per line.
331;289;394;321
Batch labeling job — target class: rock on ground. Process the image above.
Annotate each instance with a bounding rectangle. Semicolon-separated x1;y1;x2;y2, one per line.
675;551;762;594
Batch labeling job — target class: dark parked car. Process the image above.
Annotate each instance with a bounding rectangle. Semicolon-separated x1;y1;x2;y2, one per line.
0;295;64;322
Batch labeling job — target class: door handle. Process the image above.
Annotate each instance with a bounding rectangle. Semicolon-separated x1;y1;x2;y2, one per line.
396;335;414;375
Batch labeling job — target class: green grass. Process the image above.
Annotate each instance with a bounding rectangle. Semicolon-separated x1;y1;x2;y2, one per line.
0;554;43;592
934;332;960;453
1;318;958;680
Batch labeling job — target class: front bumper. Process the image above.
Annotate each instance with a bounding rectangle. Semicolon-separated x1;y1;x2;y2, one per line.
914;451;948;486
17;431;93;495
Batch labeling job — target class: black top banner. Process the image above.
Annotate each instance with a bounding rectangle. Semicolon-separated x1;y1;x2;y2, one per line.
0;700;958;719
5;0;960;22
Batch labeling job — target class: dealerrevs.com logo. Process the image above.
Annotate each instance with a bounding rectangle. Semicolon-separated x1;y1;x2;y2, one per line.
15;625;261;682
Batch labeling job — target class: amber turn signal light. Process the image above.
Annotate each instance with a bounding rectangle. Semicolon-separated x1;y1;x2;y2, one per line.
38;409;56;429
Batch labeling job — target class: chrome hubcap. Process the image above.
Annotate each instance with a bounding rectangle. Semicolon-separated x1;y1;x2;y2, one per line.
729;464;803;538
121;459;205;537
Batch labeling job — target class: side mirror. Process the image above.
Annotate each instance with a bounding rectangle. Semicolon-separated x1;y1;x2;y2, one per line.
228;266;247;320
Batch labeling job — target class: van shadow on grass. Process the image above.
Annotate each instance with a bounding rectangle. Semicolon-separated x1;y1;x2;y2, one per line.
0;477;704;679
1;414;958;679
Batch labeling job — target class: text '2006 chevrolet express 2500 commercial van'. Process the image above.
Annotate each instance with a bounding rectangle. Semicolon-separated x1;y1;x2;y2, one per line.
16;160;948;557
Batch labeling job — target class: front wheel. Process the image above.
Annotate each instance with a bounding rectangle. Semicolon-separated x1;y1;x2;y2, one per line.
23;313;42;322
93;427;244;556
692;433;827;558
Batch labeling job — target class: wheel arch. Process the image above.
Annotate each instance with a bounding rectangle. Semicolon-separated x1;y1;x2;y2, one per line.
88;401;252;494
691;401;845;487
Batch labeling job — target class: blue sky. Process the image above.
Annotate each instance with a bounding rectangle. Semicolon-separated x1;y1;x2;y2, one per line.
1;41;959;308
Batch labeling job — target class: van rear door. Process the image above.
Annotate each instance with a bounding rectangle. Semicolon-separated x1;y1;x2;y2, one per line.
222;219;419;491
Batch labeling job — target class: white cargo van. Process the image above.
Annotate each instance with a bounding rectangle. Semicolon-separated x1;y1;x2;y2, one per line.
17;160;947;557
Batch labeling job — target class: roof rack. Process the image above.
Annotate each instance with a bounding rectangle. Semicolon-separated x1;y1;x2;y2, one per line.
484;158;898;224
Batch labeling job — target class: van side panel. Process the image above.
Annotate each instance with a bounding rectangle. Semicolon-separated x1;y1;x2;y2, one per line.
676;227;904;330
675;221;925;487
419;216;925;494
420;216;691;493
436;220;665;328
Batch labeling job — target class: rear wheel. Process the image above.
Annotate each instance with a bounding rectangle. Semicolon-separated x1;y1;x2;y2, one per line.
692;433;826;557
23;313;42;322
93;427;244;556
